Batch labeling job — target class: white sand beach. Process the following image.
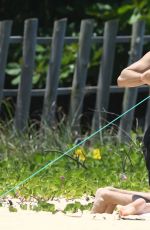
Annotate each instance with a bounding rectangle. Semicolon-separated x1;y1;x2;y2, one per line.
0;208;150;230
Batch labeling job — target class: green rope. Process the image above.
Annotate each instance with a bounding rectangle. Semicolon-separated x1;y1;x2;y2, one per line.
1;94;150;198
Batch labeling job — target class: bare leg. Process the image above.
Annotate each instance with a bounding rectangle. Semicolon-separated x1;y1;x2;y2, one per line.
141;203;150;214
91;187;133;214
105;204;116;213
91;189;107;213
117;198;146;216
108;187;150;200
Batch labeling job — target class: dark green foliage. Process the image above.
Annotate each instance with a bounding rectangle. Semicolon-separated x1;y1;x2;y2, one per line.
31;201;56;213
9;206;18;212
64;202;92;213
3;0;150;89
20;203;28;210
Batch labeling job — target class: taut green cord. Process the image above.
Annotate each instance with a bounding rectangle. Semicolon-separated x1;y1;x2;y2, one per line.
1;94;150;198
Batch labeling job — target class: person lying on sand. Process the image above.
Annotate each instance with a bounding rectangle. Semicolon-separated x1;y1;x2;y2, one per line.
91;187;150;216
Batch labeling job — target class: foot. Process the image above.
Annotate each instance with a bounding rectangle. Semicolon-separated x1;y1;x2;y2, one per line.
117;204;136;216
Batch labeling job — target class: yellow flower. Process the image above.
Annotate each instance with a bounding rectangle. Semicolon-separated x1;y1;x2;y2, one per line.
92;148;101;160
74;147;86;161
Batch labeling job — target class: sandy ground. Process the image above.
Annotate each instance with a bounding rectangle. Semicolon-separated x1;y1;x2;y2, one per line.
0;208;150;230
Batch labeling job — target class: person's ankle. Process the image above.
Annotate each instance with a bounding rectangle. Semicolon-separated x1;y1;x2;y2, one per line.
117;204;135;216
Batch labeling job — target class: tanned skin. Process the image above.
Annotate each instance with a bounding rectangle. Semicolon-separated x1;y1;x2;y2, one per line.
91;187;150;216
117;51;150;87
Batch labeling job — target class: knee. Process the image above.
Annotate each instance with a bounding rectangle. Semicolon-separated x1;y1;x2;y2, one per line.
95;187;111;200
133;197;146;205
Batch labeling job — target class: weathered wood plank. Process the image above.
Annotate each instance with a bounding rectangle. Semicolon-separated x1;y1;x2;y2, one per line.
0;20;12;106
42;18;67;126
68;19;94;131
14;18;38;131
144;90;150;131
92;19;118;132
118;20;145;142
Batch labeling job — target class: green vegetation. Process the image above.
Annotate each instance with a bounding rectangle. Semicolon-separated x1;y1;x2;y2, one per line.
0;122;148;201
0;0;150;213
0;119;148;213
5;43;79;88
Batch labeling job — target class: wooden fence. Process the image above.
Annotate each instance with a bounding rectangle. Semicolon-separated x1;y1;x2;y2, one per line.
0;18;150;141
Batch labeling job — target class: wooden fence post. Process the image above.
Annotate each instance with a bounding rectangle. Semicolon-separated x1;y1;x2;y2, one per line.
14;18;38;132
92;19;118;133
118;20;145;142
144;91;150;132
0;20;12;107
69;19;94;132
42;18;67;126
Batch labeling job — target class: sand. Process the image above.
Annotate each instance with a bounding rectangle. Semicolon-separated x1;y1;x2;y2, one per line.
0;196;150;230
0;208;150;230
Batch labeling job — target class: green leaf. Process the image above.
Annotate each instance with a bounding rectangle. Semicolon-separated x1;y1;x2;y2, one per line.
36;45;46;53
9;206;18;212
35;201;56;213
11;76;20;85
6;69;21;76
20;204;27;210
6;62;20;69
128;12;141;24
33;74;40;84
34;154;43;163
5;64;21;76
117;4;134;15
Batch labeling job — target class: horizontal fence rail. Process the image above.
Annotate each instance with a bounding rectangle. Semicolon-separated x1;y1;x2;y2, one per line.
9;35;150;45
1;85;149;97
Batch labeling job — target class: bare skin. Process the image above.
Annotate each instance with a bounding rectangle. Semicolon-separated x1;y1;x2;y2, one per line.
117;198;146;216
91;187;150;216
117;51;150;87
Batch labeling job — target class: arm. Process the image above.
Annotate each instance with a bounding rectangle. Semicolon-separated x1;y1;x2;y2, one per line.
117;69;143;87
117;52;150;87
